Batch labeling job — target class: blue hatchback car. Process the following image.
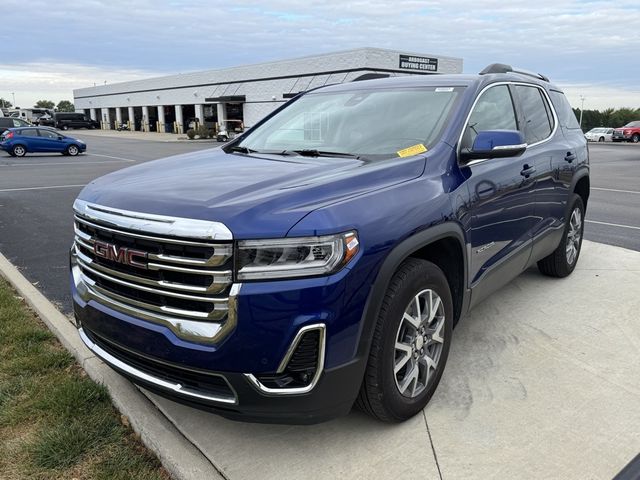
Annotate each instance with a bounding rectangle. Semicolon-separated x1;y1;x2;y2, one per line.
0;126;86;157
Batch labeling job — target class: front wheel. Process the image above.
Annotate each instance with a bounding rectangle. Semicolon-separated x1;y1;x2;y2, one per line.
356;258;453;422
12;145;26;157
538;194;584;277
66;145;80;156
598;137;605;142
62;125;69;131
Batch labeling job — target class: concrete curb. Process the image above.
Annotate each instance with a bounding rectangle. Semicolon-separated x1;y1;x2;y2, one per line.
0;252;223;480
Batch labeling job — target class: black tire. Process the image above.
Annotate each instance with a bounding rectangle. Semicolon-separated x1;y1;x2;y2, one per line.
66;145;80;156
632;134;639;143
12;144;26;157
62;125;69;131
356;258;453;422
538;194;585;278
598;137;604;142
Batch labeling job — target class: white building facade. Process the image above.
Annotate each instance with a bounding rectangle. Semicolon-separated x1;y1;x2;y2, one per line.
73;48;463;133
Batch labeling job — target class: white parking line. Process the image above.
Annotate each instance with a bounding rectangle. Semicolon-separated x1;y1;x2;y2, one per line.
90;153;136;162
0;184;86;193
592;187;640;195
586;220;640;231
0;160;130;167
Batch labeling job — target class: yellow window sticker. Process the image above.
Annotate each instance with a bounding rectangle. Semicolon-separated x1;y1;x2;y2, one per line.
397;144;427;158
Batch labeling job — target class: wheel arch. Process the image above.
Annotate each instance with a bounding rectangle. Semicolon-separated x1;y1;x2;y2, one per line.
573;173;590;210
355;222;470;363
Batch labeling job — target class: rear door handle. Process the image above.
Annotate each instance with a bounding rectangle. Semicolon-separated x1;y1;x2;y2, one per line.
520;164;536;178
565;152;576;163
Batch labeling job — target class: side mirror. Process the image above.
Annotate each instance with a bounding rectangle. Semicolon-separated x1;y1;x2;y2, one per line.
460;130;527;162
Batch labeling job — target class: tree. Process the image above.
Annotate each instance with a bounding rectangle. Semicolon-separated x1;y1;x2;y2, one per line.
0;98;13;108
56;100;75;112
34;100;55;109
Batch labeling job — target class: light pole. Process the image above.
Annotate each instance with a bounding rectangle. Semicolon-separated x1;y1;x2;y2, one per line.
11;92;15;108
579;95;585;130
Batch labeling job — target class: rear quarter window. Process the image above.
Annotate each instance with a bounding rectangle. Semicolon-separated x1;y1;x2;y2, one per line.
549;90;581;130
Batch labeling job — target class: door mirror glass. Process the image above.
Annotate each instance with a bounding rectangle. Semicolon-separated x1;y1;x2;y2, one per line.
460;129;527;162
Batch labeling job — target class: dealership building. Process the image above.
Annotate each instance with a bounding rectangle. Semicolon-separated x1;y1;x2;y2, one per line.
73;47;463;133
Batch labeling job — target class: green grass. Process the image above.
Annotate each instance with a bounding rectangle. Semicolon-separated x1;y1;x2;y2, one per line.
0;278;170;480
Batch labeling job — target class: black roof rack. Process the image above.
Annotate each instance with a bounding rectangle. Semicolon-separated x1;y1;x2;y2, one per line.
479;63;549;82
351;73;391;82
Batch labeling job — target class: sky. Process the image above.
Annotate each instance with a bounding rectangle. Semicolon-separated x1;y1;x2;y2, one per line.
1;0;639;111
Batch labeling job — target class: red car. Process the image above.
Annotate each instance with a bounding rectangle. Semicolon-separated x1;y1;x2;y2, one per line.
612;121;640;143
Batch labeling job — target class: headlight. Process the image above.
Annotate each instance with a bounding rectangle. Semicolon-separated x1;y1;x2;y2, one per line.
237;231;359;281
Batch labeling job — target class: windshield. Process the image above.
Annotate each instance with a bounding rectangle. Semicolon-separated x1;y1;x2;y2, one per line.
623;121;640;128
589;128;605;133
237;86;463;160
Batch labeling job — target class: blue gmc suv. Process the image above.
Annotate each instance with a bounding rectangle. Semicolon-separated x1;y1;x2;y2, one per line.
71;64;589;424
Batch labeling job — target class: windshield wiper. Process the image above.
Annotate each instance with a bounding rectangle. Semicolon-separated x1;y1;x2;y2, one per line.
228;145;257;154
290;149;360;159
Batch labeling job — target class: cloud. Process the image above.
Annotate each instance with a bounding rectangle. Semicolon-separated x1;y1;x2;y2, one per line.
1;0;639;109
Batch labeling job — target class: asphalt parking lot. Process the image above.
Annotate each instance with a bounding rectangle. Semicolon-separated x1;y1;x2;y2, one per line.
0;135;639;478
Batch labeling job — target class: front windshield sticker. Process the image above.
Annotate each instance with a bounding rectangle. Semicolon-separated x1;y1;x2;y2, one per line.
397;144;427;158
435;87;454;92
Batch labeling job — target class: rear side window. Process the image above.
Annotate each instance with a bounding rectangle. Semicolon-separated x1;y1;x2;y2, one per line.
549;90;581;130
20;128;39;137
513;85;553;144
461;84;518;150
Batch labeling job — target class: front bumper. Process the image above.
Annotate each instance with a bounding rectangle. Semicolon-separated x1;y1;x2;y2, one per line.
72;253;371;424
77;323;362;423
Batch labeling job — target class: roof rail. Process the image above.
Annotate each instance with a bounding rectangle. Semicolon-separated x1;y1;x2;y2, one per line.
479;63;549;82
351;73;391;82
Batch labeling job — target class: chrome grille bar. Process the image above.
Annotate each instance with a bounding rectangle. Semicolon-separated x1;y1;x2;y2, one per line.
72;200;238;344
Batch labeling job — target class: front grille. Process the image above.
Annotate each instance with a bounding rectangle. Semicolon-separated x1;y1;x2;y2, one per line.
72;200;237;343
84;328;236;403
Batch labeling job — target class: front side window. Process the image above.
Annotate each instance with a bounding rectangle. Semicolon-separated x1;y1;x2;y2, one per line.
238;86;464;160
39;130;58;139
514;85;553;144
461;84;517;151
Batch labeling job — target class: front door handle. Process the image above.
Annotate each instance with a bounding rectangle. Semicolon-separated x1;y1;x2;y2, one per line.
565;152;576;163
520;164;536;178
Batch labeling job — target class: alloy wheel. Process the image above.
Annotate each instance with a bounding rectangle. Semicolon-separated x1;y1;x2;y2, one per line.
394;288;445;398
68;145;79;156
566;207;582;265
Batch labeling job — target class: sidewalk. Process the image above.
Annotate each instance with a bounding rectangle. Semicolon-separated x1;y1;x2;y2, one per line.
2;240;639;479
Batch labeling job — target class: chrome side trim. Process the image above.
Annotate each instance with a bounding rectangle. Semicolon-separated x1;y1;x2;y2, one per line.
78;328;237;405
493;143;528;150
457;81;560;163
73;199;233;241
244;323;326;396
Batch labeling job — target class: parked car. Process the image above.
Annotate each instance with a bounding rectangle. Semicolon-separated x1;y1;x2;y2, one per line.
0;117;31;134
0;126;86;156
612;121;640;143
49;112;99;130
70;63;589;424
584;127;614;142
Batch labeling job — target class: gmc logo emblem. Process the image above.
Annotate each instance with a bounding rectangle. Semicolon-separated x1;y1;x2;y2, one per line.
93;240;148;269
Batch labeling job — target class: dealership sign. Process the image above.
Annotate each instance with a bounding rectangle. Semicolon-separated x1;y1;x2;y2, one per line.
399;55;438;72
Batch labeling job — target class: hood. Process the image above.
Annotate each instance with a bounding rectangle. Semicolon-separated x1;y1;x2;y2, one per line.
78;147;426;238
